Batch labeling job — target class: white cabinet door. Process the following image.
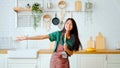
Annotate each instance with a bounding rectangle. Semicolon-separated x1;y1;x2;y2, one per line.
8;64;37;68
8;59;37;68
38;54;51;68
108;64;120;68
38;54;78;68
0;54;7;68
107;54;120;68
69;54;78;68
78;54;106;68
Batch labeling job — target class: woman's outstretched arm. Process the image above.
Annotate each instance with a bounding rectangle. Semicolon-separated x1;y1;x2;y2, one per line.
16;35;49;41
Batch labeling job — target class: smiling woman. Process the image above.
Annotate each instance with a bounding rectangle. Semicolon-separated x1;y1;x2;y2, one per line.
16;18;82;68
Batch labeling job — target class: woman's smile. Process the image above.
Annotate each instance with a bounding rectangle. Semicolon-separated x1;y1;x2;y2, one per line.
65;20;73;31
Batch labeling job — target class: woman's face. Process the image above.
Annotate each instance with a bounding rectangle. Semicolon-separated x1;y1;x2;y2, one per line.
65;20;73;31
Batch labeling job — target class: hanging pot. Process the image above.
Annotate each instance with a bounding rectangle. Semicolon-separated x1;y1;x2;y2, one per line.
52;13;60;25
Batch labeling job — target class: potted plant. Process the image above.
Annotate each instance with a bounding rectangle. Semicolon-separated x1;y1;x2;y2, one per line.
32;2;43;30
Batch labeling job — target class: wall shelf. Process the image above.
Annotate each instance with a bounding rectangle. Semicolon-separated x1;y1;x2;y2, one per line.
13;7;31;12
13;7;92;13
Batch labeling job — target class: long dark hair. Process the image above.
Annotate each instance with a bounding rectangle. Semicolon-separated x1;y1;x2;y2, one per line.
61;18;82;51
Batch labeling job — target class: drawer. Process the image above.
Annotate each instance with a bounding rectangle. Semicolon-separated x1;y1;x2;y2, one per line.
8;59;37;64
108;64;120;68
107;54;120;63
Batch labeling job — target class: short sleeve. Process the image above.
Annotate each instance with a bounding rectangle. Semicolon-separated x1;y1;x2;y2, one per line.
49;31;59;42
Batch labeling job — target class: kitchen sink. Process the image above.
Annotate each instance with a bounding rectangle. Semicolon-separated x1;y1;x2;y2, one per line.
8;49;39;59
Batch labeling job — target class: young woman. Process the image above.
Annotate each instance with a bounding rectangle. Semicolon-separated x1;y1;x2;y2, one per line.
16;18;82;68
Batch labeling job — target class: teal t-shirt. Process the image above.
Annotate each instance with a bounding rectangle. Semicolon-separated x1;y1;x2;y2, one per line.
49;31;75;52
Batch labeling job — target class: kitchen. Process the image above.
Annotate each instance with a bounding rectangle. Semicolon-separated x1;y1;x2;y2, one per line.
0;0;120;68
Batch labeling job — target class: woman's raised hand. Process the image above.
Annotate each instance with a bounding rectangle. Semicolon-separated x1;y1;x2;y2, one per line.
16;36;27;41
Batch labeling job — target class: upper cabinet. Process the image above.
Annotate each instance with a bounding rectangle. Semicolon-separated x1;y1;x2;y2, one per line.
78;54;107;68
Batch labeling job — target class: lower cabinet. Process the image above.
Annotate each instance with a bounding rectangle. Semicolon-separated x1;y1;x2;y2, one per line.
8;59;38;68
8;64;37;68
38;54;51;68
78;54;107;68
38;54;78;68
1;53;120;68
0;54;7;68
107;54;120;68
69;54;78;68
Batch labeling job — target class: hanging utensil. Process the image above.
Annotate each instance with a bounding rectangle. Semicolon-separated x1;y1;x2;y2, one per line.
43;13;51;31
47;0;53;9
52;13;60;25
85;1;93;11
75;0;82;11
58;0;67;9
58;10;65;30
58;0;67;29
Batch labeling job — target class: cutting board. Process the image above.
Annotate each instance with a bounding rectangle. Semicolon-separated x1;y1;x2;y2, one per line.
95;32;105;49
75;0;82;11
86;36;95;48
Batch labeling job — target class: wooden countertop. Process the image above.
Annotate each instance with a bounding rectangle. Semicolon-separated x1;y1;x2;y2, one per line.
38;49;120;54
0;49;120;54
0;50;8;54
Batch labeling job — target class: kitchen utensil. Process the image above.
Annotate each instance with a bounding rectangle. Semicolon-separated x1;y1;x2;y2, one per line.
75;0;82;11
85;1;93;11
58;0;67;9
58;10;65;29
95;32;105;49
52;13;60;25
47;0;53;9
58;0;66;29
58;20;64;30
86;36;95;48
43;13;51;19
43;14;51;31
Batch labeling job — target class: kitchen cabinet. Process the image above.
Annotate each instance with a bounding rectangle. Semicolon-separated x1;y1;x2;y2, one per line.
78;54;107;68
107;54;120;68
0;54;8;68
38;54;78;68
8;59;38;68
38;54;51;68
69;54;78;68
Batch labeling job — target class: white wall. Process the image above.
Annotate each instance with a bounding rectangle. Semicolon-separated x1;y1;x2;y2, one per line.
0;0;120;49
